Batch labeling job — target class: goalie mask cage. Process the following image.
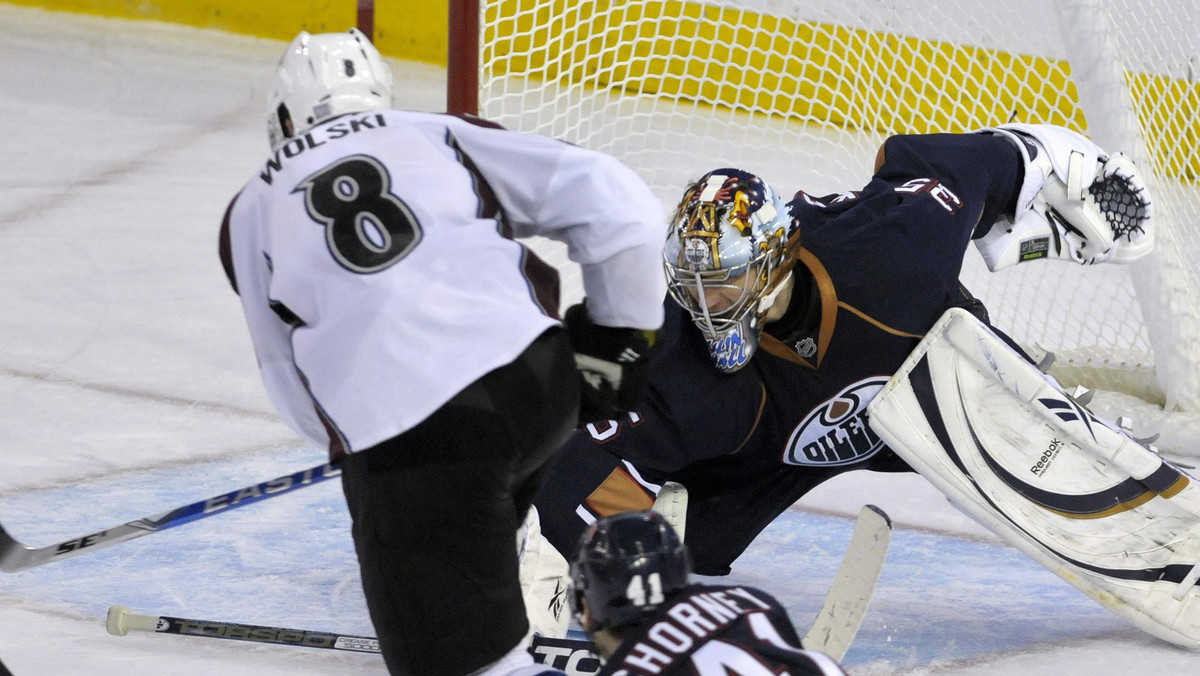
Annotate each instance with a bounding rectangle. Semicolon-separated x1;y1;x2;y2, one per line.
447;0;1200;412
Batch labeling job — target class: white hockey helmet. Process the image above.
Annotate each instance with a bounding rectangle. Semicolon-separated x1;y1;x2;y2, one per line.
664;168;792;372
267;28;394;151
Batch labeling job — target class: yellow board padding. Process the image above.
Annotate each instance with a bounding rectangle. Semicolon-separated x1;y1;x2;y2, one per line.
1131;72;1200;183
484;0;1082;132
484;0;1198;182
10;0;1197;181
3;0;447;64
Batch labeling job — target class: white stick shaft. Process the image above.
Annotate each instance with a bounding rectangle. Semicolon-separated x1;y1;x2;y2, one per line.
802;504;893;661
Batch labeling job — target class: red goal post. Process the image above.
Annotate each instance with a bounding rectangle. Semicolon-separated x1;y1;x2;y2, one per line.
357;0;375;42
445;0;1200;419
447;0;480;115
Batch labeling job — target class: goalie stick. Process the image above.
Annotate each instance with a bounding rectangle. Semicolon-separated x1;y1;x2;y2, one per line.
0;462;340;573
106;605;380;654
801;504;892;661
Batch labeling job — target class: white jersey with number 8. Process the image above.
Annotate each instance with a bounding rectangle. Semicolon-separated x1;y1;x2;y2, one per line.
222;109;665;455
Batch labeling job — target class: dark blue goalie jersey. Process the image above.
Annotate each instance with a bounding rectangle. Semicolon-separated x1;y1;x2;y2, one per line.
598;584;845;676
535;132;1024;575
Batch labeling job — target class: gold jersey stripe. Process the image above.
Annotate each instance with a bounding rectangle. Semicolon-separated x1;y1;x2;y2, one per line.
585;466;656;516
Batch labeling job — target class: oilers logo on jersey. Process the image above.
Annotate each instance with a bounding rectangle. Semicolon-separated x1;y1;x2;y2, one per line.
783;377;888;466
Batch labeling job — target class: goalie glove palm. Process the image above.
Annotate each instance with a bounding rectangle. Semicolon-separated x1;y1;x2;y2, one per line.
974;123;1153;270
564;303;657;425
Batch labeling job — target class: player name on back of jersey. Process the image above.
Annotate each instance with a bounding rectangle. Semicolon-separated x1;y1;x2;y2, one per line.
258;112;388;185
610;585;774;675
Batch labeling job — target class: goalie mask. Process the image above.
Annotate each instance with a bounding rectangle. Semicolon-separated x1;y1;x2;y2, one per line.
664;168;791;372
267;28;394;151
570;511;691;632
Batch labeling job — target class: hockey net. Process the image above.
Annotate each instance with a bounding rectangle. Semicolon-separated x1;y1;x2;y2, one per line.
453;0;1200;423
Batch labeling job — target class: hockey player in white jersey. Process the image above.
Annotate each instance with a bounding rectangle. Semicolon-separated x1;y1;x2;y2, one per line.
218;29;665;676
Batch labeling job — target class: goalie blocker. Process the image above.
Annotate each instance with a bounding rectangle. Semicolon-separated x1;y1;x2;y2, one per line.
867;307;1200;648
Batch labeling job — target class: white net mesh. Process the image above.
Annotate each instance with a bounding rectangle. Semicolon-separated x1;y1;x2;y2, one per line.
475;0;1200;411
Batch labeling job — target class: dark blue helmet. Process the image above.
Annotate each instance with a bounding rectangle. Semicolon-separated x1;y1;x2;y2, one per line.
570;511;691;631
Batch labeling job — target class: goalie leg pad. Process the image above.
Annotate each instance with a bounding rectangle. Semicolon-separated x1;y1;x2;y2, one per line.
867;308;1200;649
517;506;571;642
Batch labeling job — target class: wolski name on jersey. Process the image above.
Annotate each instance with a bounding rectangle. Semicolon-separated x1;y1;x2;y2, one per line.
259;112;388;185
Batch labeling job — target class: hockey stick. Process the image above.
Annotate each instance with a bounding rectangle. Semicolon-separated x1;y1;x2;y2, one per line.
0;462;340;573
108;605;577;663
103;506;889;671
801;504;893;661
106;605;380;654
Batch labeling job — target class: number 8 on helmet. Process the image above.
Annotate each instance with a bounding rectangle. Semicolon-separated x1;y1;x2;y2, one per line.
266;28;395;152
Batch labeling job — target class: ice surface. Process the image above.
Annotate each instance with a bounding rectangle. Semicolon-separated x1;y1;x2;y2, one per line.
1;5;1198;674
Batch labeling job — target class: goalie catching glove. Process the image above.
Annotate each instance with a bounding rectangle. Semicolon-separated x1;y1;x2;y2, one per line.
564;302;657;425
973;123;1153;270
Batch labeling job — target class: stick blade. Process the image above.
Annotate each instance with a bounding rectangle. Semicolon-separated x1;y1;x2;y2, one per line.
0;522;37;573
802;504;893;661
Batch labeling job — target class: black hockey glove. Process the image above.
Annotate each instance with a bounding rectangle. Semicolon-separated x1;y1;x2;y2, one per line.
563;302;658;426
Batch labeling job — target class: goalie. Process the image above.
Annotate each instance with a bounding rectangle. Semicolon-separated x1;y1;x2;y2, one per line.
519;123;1194;648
